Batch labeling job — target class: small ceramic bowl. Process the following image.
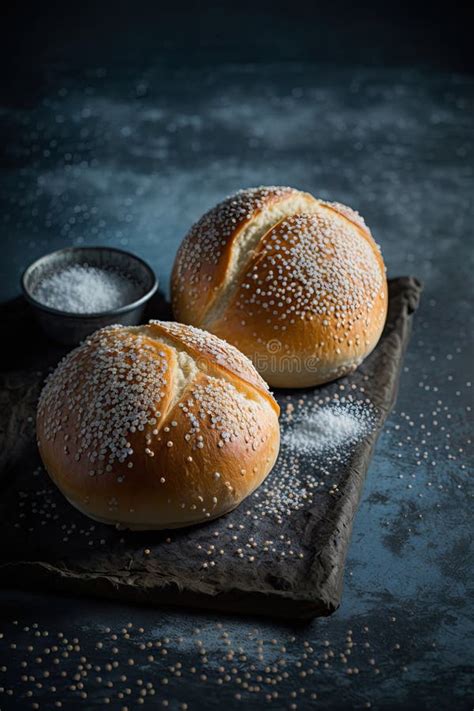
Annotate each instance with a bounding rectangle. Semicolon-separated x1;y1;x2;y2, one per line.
21;246;158;346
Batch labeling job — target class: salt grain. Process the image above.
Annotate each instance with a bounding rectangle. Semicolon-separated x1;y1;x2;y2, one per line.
33;264;142;314
282;402;374;454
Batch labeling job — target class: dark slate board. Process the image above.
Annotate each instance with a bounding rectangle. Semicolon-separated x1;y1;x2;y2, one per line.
0;277;421;619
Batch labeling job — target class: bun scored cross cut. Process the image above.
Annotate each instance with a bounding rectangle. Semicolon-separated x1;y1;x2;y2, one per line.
171;186;388;387
36;321;280;530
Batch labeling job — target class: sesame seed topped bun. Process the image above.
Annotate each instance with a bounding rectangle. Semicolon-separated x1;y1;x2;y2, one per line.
36;321;280;530
171;186;388;388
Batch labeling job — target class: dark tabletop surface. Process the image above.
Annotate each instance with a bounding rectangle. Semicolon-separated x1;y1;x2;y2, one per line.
0;2;473;709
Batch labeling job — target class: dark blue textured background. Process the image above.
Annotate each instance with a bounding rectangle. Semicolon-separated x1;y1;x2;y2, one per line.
0;3;473;708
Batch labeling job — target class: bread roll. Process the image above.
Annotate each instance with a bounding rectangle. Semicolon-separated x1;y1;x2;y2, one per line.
36;321;280;530
171;186;388;388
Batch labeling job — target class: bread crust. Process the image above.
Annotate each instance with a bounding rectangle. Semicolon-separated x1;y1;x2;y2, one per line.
37;322;280;529
171;186;310;324
171;186;388;387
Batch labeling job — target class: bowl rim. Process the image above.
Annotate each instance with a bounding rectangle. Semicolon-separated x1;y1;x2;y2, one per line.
21;245;159;319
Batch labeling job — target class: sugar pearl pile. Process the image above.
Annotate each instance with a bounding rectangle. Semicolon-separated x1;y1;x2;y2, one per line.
32;264;142;313
253;392;376;523
282;401;375;454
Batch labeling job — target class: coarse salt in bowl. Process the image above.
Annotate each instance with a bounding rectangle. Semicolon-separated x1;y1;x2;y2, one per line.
21;246;158;346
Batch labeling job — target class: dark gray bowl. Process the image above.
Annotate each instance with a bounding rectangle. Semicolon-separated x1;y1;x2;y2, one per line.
21;246;158;346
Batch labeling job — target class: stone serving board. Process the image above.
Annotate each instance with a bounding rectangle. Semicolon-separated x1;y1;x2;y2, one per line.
0;278;421;619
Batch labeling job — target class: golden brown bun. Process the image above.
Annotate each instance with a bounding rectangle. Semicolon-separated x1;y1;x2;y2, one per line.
171;186;388;387
36;321;280;530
